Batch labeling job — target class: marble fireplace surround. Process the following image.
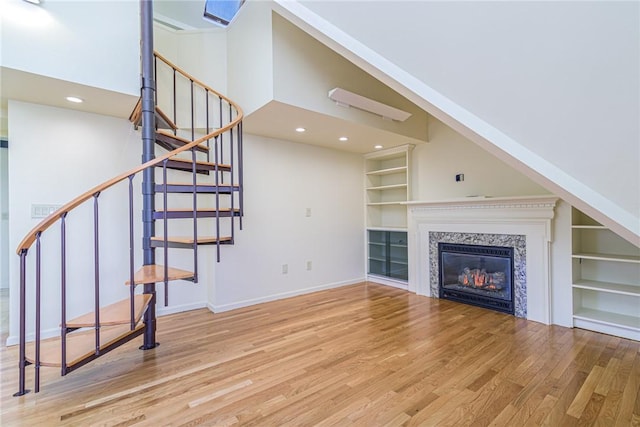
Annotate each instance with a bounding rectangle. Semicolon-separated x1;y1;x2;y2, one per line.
405;196;558;325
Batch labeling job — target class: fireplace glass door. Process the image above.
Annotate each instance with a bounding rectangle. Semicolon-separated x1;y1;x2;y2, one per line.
438;243;514;314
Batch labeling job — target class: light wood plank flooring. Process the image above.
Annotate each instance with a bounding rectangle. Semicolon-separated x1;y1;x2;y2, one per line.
1;282;639;426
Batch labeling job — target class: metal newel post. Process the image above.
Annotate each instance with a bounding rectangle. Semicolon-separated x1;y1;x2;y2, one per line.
140;0;158;350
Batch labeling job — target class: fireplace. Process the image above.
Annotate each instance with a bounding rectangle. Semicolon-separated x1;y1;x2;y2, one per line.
438;243;515;315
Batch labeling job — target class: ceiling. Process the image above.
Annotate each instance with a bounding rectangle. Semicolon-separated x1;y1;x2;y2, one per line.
244;101;424;154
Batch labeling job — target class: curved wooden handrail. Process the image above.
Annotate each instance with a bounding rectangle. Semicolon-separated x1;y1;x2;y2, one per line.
16;53;243;254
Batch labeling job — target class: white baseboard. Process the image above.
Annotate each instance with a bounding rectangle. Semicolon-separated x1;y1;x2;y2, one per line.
157;301;207;317
366;275;409;290
210;277;366;313
6;327;59;347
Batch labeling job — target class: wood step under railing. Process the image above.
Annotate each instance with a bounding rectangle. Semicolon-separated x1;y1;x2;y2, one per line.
66;294;152;328
150;235;232;249
129;98;177;131
126;264;195;285
155;130;209;154
26;323;145;368
153;208;241;220
158;157;231;175
155;182;239;194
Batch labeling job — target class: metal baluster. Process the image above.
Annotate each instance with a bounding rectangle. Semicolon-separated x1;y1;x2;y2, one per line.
238;120;244;230
154;55;158;109
205;89;210;162
14;249;29;396
219;98;224;184
60;212;68;375
163;159;169;306
192;147;199;282
35;233;41;392
229;107;235;243
190;80;194;142
173;68;177;135
214;135;221;262
93;193;101;354
128;175;135;329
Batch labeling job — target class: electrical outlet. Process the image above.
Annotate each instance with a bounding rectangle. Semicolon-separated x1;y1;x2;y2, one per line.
306;261;312;271
31;204;62;219
282;264;288;274
305;208;311;217
455;173;464;182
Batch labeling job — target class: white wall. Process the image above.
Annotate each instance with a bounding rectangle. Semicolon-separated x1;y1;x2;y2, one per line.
412;117;549;200
277;0;639;244
213;134;365;311
154;24;228;91
1;0;139;96
271;14;428;143
6;101;209;344
0;145;8;289
226;0;274;116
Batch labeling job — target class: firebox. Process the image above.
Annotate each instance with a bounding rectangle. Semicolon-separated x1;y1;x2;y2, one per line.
438;243;514;315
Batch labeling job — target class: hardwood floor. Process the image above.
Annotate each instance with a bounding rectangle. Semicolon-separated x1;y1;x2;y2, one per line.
1;282;638;426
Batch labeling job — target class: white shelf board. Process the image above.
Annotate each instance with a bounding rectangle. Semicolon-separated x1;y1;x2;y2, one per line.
367;201;407;206
572;225;607;230
366;166;407;176
573;308;640;331
573;280;640;297
367;226;408;232
572;252;640;264
366;183;407;191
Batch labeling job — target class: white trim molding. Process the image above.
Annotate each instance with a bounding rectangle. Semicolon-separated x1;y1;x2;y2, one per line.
406;195;559;324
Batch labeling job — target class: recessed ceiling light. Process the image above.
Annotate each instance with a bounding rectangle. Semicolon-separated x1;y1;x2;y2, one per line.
66;96;83;103
374;145;383;150
295;127;306;133
339;136;348;142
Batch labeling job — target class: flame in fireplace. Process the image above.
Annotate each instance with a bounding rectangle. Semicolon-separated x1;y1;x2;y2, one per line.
458;268;505;291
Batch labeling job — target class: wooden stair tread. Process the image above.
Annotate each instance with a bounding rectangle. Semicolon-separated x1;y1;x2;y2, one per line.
129;99;177;130
151;236;233;244
26;323;145;367
163;182;239;188
166;157;230;169
156;130;209;152
126;264;194;285
66;294;152;328
160;208;240;213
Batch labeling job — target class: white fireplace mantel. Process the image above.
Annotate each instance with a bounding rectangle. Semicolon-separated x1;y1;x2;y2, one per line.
405;195;559;324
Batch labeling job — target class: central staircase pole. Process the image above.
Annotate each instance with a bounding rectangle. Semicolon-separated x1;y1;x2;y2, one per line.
140;0;158;350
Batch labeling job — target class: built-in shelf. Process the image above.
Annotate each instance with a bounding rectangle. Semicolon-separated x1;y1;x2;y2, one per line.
367;201;406;206
366;166;407;176
367;183;408;191
572;225;607;230
573;308;640;331
571;208;640;341
365;145;413;287
573;280;640;297
572;252;640;264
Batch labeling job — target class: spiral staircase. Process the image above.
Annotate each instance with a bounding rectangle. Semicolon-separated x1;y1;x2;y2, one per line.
13;51;244;395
